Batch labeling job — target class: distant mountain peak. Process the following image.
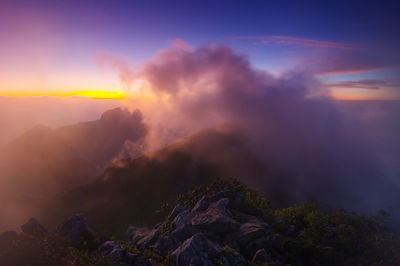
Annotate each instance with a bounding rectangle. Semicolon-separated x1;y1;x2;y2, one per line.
100;107;130;122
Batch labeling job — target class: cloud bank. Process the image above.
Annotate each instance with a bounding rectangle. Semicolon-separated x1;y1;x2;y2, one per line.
98;40;400;217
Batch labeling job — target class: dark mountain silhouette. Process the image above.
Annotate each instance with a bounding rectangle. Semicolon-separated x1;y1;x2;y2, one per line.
36;128;287;236
0;108;147;231
0;107;147;196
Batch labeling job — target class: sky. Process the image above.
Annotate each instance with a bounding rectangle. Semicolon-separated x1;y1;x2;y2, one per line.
0;0;399;100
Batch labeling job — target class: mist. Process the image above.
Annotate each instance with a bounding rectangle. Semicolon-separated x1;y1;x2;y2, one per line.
1;42;399;233
0;96;122;148
0;100;146;231
105;41;400;216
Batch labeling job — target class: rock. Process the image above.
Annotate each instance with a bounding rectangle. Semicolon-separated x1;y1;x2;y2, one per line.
252;248;270;264
170;225;201;242
126;225;138;239
174;209;194;227
224;220;269;249
192;195;211;213
245;234;282;259
171;233;222;266
192;198;240;233
136;228;159;249
192;191;245;214
167;204;188;221
130;227;150;245
230;209;251;224
151;235;180;257
210;191;245;211
20;218;47;237
0;231;18;249
126;225;149;242
110;248;126;261
98;240;122;253
55;214;95;246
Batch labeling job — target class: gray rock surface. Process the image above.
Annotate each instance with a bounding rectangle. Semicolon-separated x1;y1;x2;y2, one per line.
224;220;269;249
55;214;95;246
252;248;270;264
171;233;221;266
192;198;240;233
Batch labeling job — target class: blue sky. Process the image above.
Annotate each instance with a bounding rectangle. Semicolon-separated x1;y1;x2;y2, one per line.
0;0;399;99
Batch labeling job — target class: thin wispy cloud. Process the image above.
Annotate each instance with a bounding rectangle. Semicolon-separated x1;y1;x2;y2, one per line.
238;35;361;50
297;52;399;76
326;79;400;90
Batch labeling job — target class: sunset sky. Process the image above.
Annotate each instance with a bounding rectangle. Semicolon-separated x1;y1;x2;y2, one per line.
0;0;399;100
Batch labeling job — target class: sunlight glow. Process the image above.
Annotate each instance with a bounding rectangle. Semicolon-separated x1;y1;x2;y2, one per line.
0;90;126;99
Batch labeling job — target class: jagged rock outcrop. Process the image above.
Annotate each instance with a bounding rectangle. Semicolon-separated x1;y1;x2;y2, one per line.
252;248;269;264
102;190;279;265
55;214;95;246
171;233;222;265
1;186;398;265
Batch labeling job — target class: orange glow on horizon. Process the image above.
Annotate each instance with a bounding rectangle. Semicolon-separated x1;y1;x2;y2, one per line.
0;88;396;101
330;88;399;101
0;90;126;100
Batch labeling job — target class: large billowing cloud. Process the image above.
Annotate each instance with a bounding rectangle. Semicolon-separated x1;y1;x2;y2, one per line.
102;40;400;216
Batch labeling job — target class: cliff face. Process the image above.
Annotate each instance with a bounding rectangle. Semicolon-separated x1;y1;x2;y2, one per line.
1;180;399;266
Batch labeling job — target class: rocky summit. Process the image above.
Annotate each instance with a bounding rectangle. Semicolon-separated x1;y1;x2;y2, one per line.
98;189;280;265
0;180;399;265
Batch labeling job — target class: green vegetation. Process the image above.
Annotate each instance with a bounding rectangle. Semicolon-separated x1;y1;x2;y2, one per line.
175;179;400;265
0;233;112;266
1;179;399;265
272;203;400;265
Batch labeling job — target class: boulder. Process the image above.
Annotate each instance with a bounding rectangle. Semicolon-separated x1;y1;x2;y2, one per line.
173;209;194;227
224;220;269;249
20;218;47;237
252;248;270;264
151;235;180;257
129;227;150;245
192;198;240;233
136;228;159;249
55;214;95;246
209;191;245;211
192;195;212;213
171;233;222;266
191;191;245;213
245;234;282;259
98;240;123;254
126;225;149;242
167;204;188;221
170;225;201;242
126;225;138;239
